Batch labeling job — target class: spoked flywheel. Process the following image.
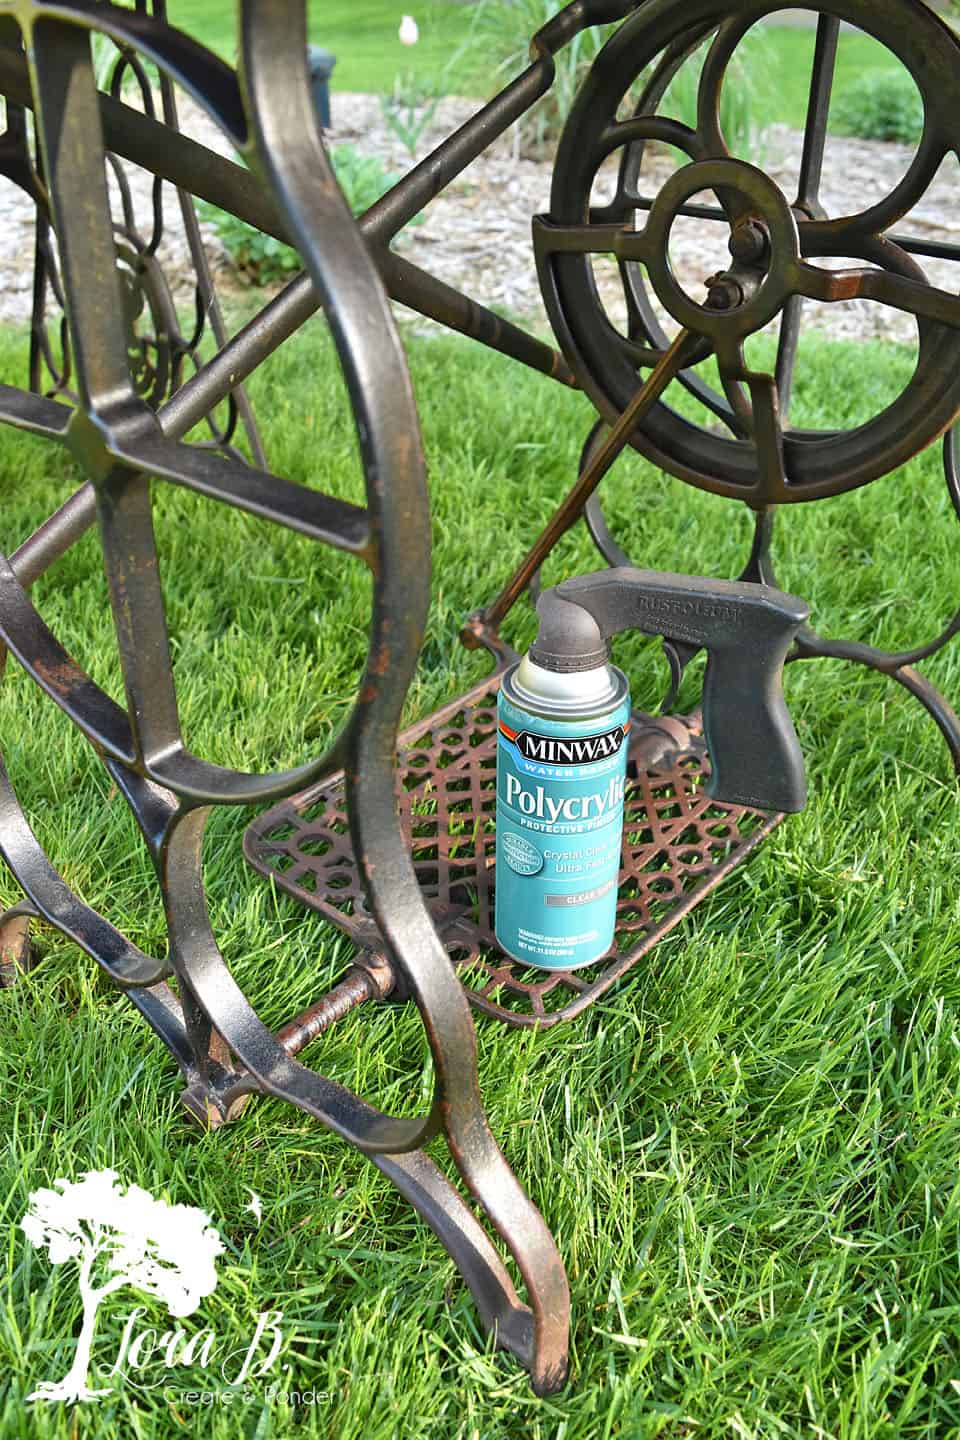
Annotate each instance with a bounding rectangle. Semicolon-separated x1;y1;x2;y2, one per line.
536;0;960;505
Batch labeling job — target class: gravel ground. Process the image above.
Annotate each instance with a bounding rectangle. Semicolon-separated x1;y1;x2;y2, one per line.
1;90;957;353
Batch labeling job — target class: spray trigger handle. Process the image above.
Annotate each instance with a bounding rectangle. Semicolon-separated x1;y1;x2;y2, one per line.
530;567;810;814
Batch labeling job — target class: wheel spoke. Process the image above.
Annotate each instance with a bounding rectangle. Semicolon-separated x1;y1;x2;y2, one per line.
774;294;804;424
94;468;182;768
600;116;705;170
715;340;755;436
532;216;652;264
888;233;960;265
695;13;761;176
0;757;167;988
90;434;371;771
693;18;761;226
776;14;841;421
0;384;71;441
795;15;840;215
747;372;787;502
630;22;717;130
617;22;717;204
111;431;372;556
0;554;136;763
27;19;138;418
801;128;947;252
696;18;745;157
716;340;787;502
796;258;960;330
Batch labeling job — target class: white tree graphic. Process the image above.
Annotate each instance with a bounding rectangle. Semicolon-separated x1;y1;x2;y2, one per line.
21;1168;224;1403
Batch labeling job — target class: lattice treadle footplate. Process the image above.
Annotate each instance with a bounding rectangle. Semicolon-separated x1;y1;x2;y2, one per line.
244;675;784;1028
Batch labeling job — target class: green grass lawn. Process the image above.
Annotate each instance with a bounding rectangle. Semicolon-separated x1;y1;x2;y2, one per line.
1;312;960;1438
762;25;913;132
163;2;907;132
166;0;488;94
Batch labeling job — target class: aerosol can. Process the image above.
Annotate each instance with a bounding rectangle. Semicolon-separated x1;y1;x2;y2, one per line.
494;567;812;972
495;653;630;971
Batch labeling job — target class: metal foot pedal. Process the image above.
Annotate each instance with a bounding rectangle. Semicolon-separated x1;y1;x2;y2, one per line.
244;674;784;1028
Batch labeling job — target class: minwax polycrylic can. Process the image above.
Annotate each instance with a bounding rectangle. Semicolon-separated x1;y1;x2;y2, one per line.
494;655;630;971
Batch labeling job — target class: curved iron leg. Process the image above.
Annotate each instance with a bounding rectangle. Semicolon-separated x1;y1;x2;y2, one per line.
892;665;960;774
374;1149;558;1388
791;627;960;782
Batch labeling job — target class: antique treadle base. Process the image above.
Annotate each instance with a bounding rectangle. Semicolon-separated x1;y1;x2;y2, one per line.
244;674;785;1028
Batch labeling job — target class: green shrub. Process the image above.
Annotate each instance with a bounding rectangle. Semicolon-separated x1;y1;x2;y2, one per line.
464;1;766;161
328;145;406;219
197;146;404;285
465;0;617;156
196;208;301;285
832;69;924;145
380;71;444;160
657;36;767;165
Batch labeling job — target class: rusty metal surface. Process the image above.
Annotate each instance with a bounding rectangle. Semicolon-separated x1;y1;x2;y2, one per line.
245;672;784;1029
0;897;36;986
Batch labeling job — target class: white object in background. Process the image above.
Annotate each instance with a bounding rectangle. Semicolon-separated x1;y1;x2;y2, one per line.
399;14;419;45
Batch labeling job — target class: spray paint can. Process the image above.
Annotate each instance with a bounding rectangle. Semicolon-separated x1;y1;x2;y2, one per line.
494;653;630;971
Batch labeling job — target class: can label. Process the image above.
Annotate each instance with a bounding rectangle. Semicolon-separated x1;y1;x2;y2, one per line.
494;680;630;971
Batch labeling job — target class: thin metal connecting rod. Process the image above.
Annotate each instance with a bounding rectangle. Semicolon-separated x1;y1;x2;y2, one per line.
276;969;381;1056
469;328;700;639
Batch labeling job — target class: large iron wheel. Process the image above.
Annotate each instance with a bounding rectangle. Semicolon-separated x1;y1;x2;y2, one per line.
537;0;960;505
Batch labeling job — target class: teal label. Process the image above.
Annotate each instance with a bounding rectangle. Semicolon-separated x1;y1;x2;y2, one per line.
494;676;630;971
